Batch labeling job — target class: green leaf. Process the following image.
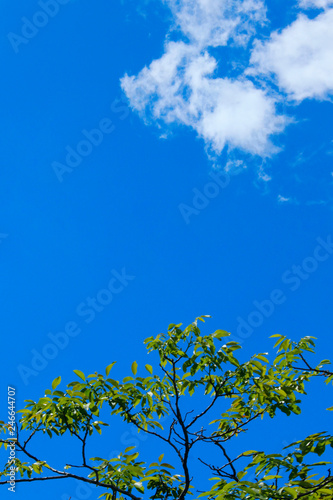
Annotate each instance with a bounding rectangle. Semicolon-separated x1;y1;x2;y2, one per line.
314;442;326;456
52;376;61;391
125;452;139;463
93;423;102;435
273;335;286;348
124;446;136;453
281;487;297;498
131;361;138;375
326;406;333;411
256;354;269;363
32;463;41;474
73;370;85;381
212;330;230;339
197;316;210;322
105;362;116;376
98;494;112;500
145;364;153;375
251;360;263;371
158;453;164;463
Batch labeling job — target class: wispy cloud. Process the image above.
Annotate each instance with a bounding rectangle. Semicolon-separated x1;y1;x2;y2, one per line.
299;0;333;9
164;0;267;47
278;195;292;203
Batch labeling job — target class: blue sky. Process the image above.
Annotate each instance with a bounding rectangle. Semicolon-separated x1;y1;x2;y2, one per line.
1;0;333;498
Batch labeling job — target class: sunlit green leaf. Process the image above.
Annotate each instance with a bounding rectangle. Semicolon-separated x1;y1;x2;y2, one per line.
51;376;61;391
131;361;138;375
105;362;116;376
145;364;153;375
73;370;85;381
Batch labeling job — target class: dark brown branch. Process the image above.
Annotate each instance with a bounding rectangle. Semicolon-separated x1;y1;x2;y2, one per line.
186;393;219;430
214;452;250;472
163;396;179;421
295;474;333;499
295;353;333;376
198;447;252;482
198;457;234;480
125;413;183;462
82;424;90;466
0;470;141;499
0;475;68;485
168;420;176;441
183;410;194;424
64;424;84;443
275;465;279;491
186;373;234;431
219;410;265;441
214;442;238;481
291;366;333;376
9;440;141;500
195;410;265;445
169;360;190;500
23;424;42;450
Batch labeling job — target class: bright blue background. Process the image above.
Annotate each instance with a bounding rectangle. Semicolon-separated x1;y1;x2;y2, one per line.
0;1;332;499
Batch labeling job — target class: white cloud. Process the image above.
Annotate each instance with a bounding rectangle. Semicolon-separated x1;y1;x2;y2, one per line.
299;0;333;9
165;0;266;47
278;195;291;203
257;165;272;182
250;9;333;101
122;43;285;156
121;0;286;157
225;159;247;173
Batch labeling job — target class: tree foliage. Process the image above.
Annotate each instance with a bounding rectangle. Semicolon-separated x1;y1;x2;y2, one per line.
1;316;333;499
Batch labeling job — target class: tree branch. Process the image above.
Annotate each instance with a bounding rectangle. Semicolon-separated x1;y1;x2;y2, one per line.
214;442;239;482
23;423;42;450
0;470;141;499
9;440;141;500
186;393;219;430
169;360;190;500
295;474;333;499
124;412;183;464
0;475;67;485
